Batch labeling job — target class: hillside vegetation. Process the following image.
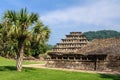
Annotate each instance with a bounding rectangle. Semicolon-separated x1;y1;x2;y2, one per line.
84;30;120;41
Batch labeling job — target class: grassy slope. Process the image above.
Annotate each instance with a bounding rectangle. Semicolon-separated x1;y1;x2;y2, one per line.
0;57;120;80
0;57;15;66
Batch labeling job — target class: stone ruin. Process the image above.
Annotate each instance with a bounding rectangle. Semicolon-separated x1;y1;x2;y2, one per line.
46;32;120;72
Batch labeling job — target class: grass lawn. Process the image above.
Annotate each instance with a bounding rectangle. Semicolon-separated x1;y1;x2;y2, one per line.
23;60;46;65
0;57;120;80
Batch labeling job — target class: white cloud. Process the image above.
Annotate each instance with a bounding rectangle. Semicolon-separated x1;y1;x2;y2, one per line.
41;0;120;30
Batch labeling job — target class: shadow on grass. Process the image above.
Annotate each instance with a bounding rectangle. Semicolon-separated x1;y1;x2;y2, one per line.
0;66;37;72
0;66;16;71
99;73;120;80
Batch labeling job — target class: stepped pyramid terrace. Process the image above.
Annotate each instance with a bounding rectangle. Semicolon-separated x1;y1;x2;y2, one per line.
46;32;120;72
47;32;89;60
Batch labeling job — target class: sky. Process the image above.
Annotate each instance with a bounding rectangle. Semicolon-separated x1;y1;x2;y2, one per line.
0;0;120;45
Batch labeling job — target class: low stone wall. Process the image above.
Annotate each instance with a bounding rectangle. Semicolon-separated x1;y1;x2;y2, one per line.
106;61;120;72
46;60;120;72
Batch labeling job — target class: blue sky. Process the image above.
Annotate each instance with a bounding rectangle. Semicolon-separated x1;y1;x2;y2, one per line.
0;0;120;45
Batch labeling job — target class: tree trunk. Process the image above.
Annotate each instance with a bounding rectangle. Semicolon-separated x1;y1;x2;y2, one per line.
16;42;24;71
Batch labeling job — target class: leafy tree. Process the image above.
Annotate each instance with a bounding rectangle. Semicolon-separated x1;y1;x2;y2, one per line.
1;8;50;71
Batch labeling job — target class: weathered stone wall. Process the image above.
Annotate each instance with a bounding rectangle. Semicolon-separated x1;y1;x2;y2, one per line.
106;61;120;72
46;60;120;72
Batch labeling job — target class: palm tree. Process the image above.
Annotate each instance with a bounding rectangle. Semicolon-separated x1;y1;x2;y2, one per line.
31;22;51;57
0;23;15;58
3;8;50;71
33;21;50;43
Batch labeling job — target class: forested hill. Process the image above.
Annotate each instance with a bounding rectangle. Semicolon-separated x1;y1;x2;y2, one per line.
84;30;120;41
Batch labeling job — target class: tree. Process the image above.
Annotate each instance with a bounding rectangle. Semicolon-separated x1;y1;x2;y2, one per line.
28;22;51;57
2;8;50;71
0;23;16;58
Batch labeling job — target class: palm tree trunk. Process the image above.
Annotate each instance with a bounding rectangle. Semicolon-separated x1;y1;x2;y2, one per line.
16;42;24;71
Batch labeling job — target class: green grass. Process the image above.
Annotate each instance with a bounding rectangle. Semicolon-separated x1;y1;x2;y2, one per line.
23;60;46;65
0;56;45;65
0;57;120;80
0;57;15;66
